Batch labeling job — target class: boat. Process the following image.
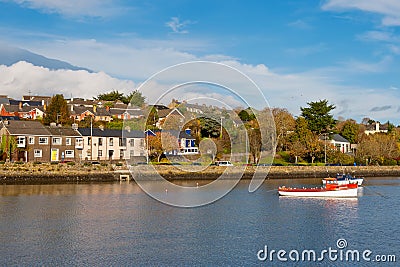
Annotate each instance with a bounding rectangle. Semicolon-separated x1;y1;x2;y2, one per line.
322;173;364;186
278;181;358;198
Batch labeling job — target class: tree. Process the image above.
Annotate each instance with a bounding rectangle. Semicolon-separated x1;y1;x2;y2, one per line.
43;94;71;125
238;108;256;122
248;128;261;164
356;133;399;165
126;90;146;107
300;99;336;134
271;108;295;151
288;117;321;163
96;90;125;102
338;119;359;144
147;132;178;162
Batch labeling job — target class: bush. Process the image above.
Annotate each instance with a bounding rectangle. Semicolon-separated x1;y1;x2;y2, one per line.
67;162;75;166
116;163;123;167
33;161;42;165
51;162;58;165
0;161;5;165
14;161;24;165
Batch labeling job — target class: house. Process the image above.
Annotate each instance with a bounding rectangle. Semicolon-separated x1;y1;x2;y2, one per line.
0;104;45;120
150;129;198;156
109;103;144;120
77;127;146;162
69;105;113;122
329;134;351;153
0;120;53;162
46;124;84;162
22;95;51;106
364;122;389;135
156;108;185;129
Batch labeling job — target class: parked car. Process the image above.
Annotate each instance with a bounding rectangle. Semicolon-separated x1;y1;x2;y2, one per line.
215;161;233;166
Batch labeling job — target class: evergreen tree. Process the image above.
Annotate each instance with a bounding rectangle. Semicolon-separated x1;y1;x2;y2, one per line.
300;99;336;134
43;94;71;125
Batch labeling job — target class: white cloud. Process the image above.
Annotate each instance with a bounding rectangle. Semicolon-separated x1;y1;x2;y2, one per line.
322;0;400;26
288;19;312;30
0;61;135;99
6;37;400;124
165;17;193;34
2;0;126;18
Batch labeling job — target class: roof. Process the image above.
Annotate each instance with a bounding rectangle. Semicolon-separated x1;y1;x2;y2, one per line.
0;98;10;105
8;100;43;107
2;104;45;113
152;130;195;139
77;128;144;138
157;108;184;118
46;126;82;137
331;134;350;143
1;120;50;136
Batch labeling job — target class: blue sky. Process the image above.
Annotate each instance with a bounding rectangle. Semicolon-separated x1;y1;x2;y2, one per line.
1;0;400;124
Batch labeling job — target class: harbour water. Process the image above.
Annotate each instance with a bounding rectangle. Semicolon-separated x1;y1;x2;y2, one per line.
0;177;399;266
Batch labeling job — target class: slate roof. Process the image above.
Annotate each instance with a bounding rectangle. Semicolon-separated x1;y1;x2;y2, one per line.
1;120;50;135
9;100;43;107
331;134;350;143
46;126;82;137
77;128;144;138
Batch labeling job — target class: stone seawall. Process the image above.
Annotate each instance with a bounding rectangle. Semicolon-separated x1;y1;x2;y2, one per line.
1;163;400;183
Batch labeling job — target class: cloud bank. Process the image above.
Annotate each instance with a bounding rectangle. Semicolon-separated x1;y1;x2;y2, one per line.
0;61;135;99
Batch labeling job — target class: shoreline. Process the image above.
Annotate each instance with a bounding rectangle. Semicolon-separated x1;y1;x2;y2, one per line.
1;163;400;184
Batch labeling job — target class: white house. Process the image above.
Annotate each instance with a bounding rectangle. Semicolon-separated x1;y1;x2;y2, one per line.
330;134;351;153
77;127;146;161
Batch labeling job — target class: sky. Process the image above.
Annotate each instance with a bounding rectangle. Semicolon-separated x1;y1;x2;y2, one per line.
0;0;400;124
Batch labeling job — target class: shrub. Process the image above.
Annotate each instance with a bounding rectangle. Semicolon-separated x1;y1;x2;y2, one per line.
67;162;75;166
33;161;42;165
0;161;5;165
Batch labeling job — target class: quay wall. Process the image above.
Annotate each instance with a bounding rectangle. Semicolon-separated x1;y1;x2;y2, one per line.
1;163;400;183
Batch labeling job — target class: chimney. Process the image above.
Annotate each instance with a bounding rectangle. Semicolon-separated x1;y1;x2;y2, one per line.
99;124;104;131
19;102;22;111
93;105;97;113
70;105;74;112
376;122;380;132
106;106;110;112
43;104;47;111
72;123;78;130
185;128;191;135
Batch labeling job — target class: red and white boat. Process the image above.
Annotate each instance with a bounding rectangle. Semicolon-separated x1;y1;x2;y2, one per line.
278;182;358;198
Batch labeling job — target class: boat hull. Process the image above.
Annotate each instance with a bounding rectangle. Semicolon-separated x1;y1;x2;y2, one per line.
278;188;358;198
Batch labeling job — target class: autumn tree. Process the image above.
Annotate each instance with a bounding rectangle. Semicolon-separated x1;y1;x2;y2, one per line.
43;94;71;125
288;117;322;163
356;133;399;165
271;108;295;151
300;99;336;134
147;132;179;162
248;128;262;164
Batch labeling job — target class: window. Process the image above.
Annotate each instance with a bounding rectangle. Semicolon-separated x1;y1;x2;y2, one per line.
87;137;91;146
98;150;103;157
39;137;48;145
140;139;144;147
52;137;62;145
65;138;71;146
120;149;125;159
130;150;135;157
17;136;26;147
98;138;103;146
119;138;126;147
75;138;83;148
109;138;114;146
28;136;35;144
34;149;42;158
129;139;135;146
65;150;74;158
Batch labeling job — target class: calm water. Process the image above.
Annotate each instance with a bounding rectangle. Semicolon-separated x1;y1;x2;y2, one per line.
0;177;399;266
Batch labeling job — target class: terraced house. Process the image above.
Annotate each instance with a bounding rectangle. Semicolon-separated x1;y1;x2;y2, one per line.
0;120;84;162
